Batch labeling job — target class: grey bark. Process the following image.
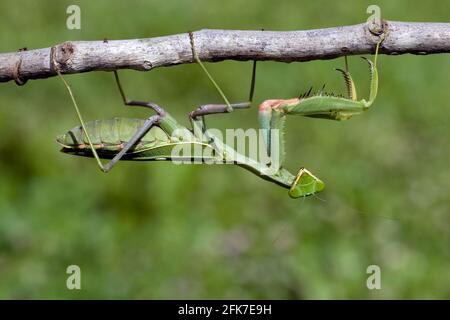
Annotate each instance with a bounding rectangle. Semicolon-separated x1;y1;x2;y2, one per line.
1;20;450;85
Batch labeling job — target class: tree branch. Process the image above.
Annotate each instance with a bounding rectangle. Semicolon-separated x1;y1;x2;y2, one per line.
1;20;450;85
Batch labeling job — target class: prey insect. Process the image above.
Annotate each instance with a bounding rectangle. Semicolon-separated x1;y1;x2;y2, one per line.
55;34;382;199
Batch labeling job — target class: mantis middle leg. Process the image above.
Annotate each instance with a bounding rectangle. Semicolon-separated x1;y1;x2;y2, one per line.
188;32;258;144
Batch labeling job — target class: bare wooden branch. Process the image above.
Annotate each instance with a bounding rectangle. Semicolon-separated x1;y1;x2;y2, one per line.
1;20;450;85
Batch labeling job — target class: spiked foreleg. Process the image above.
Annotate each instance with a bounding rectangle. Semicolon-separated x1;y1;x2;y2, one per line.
361;38;381;107
282;96;366;120
258;101;272;157
257;99;325;197
258;100;290;167
335;67;357;101
268;111;285;168
361;57;378;107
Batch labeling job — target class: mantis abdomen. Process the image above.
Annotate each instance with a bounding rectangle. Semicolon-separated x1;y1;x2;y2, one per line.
57;118;170;148
57;117;216;161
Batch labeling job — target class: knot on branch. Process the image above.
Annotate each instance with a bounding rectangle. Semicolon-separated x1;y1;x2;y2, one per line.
12;47;28;86
365;19;387;54
368;19;386;36
51;42;76;72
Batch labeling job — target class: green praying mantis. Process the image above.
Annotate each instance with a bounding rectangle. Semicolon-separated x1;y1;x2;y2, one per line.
55;33;382;199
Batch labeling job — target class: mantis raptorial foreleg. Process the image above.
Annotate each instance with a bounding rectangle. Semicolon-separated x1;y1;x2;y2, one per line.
335;56;357;101
258;38;382;158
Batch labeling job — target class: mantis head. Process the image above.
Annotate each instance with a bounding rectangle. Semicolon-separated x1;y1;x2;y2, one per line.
289;168;325;198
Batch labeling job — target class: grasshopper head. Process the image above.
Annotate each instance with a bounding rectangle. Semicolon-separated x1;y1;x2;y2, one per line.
289;168;325;198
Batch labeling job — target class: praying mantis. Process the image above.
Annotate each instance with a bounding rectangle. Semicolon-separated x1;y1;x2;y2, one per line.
55;33;382;199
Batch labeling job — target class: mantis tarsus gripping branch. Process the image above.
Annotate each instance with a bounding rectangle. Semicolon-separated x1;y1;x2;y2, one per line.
55;34;383;199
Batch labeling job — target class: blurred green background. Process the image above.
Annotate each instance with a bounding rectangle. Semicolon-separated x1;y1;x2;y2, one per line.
0;0;449;299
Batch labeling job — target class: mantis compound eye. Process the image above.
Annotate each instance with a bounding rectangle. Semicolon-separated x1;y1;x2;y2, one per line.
289;168;325;198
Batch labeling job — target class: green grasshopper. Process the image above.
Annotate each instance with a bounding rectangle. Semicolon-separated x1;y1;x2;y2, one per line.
55;34;382;199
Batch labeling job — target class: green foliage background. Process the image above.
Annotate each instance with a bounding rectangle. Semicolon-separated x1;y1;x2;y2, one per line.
0;0;449;299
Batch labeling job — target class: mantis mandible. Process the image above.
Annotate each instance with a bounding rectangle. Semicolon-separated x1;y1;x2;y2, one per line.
55;33;382;199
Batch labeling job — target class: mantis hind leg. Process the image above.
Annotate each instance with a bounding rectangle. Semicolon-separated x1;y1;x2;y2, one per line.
55;65;107;172
101;71;186;172
101;114;161;172
56;63;174;172
57;69;166;172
